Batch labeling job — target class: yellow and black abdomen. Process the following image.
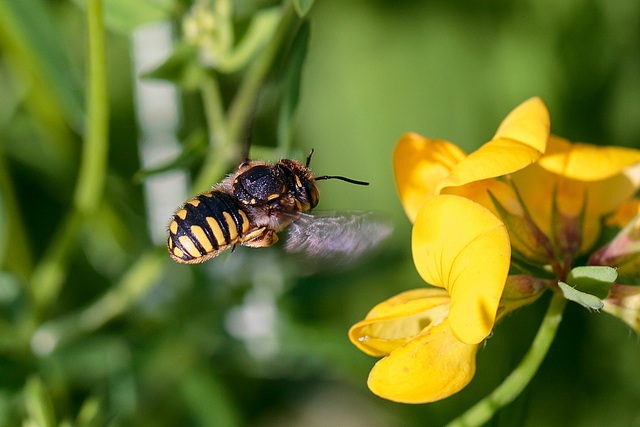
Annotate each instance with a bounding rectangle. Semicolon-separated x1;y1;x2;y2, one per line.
167;190;251;264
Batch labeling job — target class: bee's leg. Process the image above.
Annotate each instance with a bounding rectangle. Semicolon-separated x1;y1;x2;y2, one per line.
240;227;279;248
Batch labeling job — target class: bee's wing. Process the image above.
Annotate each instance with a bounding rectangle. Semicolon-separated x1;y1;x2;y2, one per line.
284;211;393;269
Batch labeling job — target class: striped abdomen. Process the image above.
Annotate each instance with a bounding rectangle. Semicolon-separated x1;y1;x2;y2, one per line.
167;190;251;263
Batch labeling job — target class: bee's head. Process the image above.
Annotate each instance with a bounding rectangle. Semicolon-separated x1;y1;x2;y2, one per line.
281;149;369;211
277;158;319;210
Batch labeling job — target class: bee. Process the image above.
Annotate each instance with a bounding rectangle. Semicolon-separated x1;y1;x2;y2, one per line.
167;150;381;264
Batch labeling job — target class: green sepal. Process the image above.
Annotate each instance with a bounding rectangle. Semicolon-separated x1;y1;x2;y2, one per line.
488;190;554;264
508;249;556;279
558;281;604;311
566;266;617;299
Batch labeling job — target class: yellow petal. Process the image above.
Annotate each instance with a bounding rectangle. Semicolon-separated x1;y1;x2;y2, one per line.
492;97;550;154
349;289;450;357
393;133;467;222
513;157;640;253
438;97;549;192
580;215;602;255
367;318;478;403
606;199;640;228
412;195;510;344
445;178;521;219
583;172;640;218
539;135;640;181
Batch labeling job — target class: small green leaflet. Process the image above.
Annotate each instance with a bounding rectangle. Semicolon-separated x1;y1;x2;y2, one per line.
566;266;617;299
558;282;604;311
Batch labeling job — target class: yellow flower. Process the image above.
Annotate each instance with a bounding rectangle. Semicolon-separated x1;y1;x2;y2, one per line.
350;98;550;403
350;97;640;404
511;135;640;254
349;196;509;403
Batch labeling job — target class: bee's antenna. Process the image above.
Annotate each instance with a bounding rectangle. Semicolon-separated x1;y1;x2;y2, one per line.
314;175;369;186
307;149;368;185
240;100;260;164
306;148;314;168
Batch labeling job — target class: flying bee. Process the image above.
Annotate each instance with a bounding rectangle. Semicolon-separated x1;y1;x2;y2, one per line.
167;150;387;264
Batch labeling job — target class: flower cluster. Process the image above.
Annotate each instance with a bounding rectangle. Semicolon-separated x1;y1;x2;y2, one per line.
349;97;640;404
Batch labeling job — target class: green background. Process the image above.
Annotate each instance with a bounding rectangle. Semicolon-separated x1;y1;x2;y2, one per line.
1;0;640;425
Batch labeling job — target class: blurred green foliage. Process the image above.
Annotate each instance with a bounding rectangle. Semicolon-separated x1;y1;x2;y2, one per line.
0;0;639;425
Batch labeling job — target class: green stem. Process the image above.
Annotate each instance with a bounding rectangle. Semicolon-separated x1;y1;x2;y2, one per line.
74;0;109;214
29;211;82;310
193;2;298;192
227;3;296;143
0;0;80;141
446;293;567;427
31;250;166;354
192;72;231;194
30;0;108;310
0;148;33;279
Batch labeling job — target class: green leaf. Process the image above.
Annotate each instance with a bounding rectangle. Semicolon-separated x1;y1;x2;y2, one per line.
277;20;310;151
293;0;315;17
567;266;617;299
0;271;21;304
24;376;56;427
71;0;173;34
558;281;604;311
180;369;242;427
0;190;6;265
0;0;84;129
218;7;281;73
76;396;102;427
142;42;205;90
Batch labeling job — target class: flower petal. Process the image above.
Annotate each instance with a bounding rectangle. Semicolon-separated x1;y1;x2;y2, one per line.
367;318;478;403
539;135;640;181
438;97;549;192
349;289;450;357
492;97;550;153
514;150;640;253
606;199;640;228
394;133;466;222
412;195;510;344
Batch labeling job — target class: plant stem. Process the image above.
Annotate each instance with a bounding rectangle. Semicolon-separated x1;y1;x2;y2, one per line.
29;211;82;309
192;72;230;194
74;0;109;214
193;2;298;192
446;293;567;427
31;250;166;354
0;148;33;279
225;2;297;144
30;0;108;310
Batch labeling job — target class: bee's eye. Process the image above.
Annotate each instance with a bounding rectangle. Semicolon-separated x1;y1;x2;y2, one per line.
268;197;284;213
304;180;319;209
